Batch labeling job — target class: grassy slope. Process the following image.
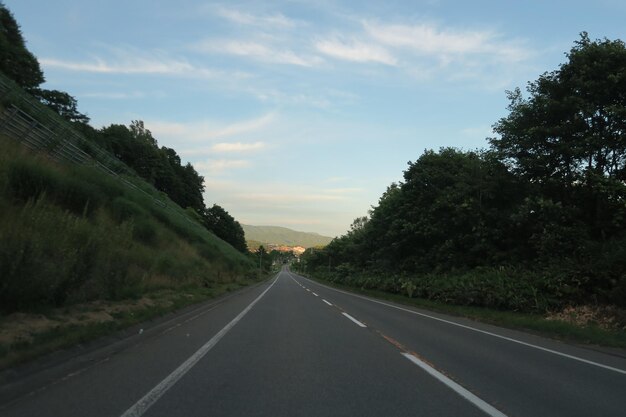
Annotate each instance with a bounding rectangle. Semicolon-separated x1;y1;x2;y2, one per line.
0;137;256;366
242;224;333;248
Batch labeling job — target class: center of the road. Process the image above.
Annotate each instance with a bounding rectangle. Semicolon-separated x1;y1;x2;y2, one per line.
288;271;510;417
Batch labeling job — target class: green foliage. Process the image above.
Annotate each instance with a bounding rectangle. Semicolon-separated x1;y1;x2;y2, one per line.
33;88;90;124
0;5;256;318
0;139;254;314
203;204;248;253
303;34;626;312
6;158;106;217
98;122;205;213
0;4;44;91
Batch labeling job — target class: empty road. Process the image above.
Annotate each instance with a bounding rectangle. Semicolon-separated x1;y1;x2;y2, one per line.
1;268;625;416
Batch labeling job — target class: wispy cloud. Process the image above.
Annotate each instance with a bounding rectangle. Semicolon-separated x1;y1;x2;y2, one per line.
195;159;251;174
315;37;397;65
81;91;146;99
181;141;267;157
40;45;256;80
363;21;529;63
194;39;322;67
215;7;298;29
232;192;345;203
147;113;276;143
211;141;266;152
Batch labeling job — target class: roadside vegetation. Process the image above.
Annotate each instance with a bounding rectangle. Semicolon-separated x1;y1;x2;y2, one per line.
0;4;259;367
0;138;260;367
298;34;626;341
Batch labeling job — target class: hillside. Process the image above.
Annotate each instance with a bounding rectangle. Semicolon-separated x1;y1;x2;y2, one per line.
242;225;333;248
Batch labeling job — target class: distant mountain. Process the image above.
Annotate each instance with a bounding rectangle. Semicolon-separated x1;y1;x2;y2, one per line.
242;225;333;249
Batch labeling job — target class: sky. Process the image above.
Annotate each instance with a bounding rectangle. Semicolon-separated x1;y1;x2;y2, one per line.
6;0;626;237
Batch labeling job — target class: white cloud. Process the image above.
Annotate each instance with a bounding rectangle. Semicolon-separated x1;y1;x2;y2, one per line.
195;159;251;174
315;37;397;65
194;39;322;67
41;56;194;75
81;91;146;99
39;47;242;80
232;192;345;203
363;21;530;63
211;141;266;152
146;113;275;143
215;7;298;29
180;141;267;157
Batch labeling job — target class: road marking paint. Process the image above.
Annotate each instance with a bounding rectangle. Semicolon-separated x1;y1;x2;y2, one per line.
183;306;218;324
322;299;333;306
401;353;508;417
306;289;311;292
160;323;182;335
312;292;319;297
342;312;366;328
298;276;626;375
119;276;279;417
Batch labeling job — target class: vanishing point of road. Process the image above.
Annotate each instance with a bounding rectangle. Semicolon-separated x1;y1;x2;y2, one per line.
1;267;625;416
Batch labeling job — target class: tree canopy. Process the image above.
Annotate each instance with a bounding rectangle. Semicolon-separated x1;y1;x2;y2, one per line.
0;4;89;124
203;204;248;253
301;34;626;311
0;3;249;254
0;4;43;91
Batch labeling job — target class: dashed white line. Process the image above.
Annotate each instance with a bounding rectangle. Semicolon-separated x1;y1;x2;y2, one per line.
401;353;508;417
297;276;626;375
342;312;366;328
312;292;319;297
322;299;333;306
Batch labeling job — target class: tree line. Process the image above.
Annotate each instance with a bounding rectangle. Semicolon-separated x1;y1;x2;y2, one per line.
300;34;626;312
0;4;247;253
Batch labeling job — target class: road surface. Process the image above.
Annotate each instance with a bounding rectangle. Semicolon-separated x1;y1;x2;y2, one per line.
1;268;625;416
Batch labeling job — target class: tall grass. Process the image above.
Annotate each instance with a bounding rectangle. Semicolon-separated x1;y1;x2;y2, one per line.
0;138;254;314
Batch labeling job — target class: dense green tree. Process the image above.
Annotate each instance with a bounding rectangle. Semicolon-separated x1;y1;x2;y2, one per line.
34;89;90;124
203;204;247;253
0;4;44;91
98;121;205;212
0;4;88;125
491;33;626;240
304;35;626;310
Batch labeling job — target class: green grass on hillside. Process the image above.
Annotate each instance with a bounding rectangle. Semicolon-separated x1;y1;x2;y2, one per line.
0;137;254;314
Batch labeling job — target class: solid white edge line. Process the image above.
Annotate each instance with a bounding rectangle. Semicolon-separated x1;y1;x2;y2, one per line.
342;312;366;328
401;353;508;417
297;275;626;375
322;299;333;306
119;276;280;417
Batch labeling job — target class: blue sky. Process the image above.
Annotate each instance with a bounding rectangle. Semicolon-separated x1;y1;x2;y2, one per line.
6;0;626;237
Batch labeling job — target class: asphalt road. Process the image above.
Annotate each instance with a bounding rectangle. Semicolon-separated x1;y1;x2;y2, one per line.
1;267;625;416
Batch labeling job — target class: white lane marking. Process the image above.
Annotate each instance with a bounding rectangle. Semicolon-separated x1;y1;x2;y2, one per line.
306;289;311;292
119;276;280;417
183;306;218;324
342;312;366;328
322;299;333;306
297;275;626;375
287;274;305;290
402;353;508;417
312;292;319;297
